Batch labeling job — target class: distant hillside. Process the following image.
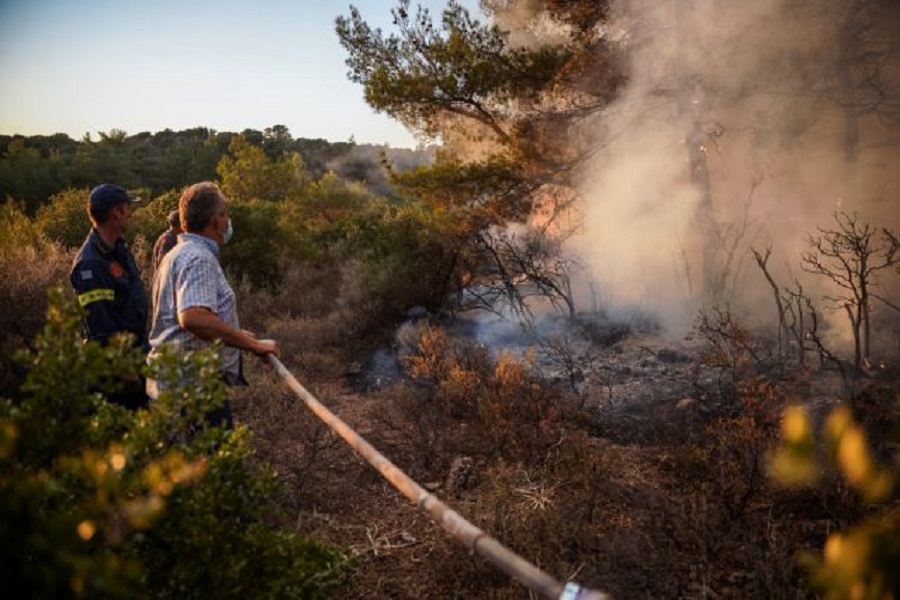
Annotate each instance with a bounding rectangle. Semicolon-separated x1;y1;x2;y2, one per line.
0;126;435;212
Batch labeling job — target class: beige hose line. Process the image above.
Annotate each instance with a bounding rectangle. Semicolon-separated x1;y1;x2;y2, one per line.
267;355;610;600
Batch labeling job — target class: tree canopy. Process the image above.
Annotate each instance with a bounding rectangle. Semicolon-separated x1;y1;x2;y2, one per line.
0;127;433;215
337;0;627;317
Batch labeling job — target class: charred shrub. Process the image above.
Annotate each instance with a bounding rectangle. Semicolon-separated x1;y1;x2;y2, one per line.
395;324;567;464
369;382;453;476
695;305;772;405
265;314;353;381
476;351;567;460
235;372;345;510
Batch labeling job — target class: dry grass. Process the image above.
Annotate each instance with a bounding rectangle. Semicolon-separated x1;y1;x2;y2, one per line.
6;244;898;599
0;240;74;395
236;301;898;599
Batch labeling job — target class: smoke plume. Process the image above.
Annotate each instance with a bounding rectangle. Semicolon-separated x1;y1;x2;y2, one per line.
568;0;900;334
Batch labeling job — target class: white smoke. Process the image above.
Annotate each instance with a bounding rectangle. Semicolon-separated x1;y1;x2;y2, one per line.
568;0;900;335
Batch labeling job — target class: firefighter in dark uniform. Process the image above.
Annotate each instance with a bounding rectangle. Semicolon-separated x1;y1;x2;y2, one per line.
70;183;149;409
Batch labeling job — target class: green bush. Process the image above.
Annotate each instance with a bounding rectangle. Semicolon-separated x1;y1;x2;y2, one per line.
275;172;372;265
127;189;181;245
336;200;460;338
0;200;43;250
217;135;309;205
34;188;91;248
0;287;348;598
221;198;283;289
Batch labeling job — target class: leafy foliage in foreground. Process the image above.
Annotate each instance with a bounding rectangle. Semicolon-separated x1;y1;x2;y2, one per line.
772;400;900;599
0;287;348;598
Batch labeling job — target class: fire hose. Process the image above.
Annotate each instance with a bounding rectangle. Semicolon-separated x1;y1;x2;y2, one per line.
267;354;611;600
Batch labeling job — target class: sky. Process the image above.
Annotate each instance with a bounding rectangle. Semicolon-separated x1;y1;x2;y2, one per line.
0;0;476;148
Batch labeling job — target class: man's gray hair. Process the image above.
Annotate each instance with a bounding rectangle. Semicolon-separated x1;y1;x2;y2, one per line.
180;182;225;233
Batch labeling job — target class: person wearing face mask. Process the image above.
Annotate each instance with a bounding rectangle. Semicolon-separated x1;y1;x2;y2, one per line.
70;183;150;410
146;181;279;427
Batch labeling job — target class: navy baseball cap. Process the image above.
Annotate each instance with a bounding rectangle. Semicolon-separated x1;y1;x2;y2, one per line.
89;183;141;213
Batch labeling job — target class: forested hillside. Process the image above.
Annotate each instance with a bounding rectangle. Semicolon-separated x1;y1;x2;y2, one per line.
0;126;434;214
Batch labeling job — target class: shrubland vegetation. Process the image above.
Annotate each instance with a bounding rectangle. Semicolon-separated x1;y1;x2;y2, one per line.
3;0;900;597
0;288;348;598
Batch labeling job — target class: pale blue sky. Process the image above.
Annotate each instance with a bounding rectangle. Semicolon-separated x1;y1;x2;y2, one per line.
0;0;477;147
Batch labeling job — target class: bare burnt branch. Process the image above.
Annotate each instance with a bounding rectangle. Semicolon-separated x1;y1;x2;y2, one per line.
751;245;788;350
800;212;900;374
781;281;811;368
464;227;578;322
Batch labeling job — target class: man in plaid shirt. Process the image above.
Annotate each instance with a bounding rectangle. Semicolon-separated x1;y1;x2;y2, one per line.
147;181;279;427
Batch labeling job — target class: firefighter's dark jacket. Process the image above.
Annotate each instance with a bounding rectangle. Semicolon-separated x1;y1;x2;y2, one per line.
70;229;148;349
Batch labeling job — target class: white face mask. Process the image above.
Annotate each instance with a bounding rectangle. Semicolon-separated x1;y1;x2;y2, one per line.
222;217;233;244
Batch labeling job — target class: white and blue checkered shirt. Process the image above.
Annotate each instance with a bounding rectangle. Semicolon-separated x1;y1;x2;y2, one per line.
148;232;241;380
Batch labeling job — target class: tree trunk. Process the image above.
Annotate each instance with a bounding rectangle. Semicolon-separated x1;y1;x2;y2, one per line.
837;2;862;191
674;0;721;302
861;291;870;365
845;303;862;375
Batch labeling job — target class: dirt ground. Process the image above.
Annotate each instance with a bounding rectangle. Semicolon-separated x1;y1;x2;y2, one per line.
235;315;898;599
